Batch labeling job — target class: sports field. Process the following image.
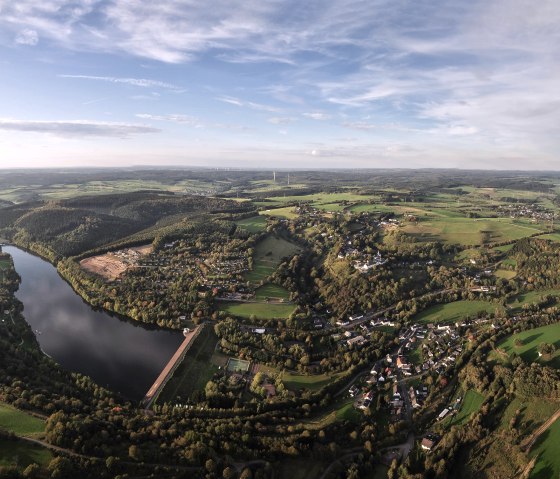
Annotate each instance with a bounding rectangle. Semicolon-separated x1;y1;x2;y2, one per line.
226;357;251;373
0;403;45;436
219;301;296;319
498;323;560;368
414;300;499;324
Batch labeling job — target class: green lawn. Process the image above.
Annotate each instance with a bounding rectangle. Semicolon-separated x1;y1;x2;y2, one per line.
254;283;291;300
219;301;296;319
245;235;301;283
530;414;560;479
0;438;52;470
157;326;220;404
498;323;560;368
0;403;45;436
414;300;499;324
494;269;517;279
235;215;267;233
445;390;485;427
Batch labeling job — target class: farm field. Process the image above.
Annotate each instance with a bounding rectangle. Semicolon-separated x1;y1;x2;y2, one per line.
219;301;295;319
498;323;560;368
0;403;45;436
265;192;374;205
157;326;220;404
0;438;52;470
414;300;499;324
235;215;267;233
401;217;545;246
445;390;485;428
245;235;300;283
254;283;290;300
259;206;299;219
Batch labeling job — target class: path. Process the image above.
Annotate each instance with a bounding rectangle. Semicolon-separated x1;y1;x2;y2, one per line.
141;325;202;409
520;408;560;452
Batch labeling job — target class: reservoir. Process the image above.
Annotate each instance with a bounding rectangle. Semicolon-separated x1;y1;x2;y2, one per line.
4;245;183;401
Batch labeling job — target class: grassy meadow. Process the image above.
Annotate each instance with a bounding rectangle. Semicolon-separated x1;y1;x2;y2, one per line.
0;403;45;436
245;235;300;283
414;300;499;324
219;301;296;319
498;323;560;368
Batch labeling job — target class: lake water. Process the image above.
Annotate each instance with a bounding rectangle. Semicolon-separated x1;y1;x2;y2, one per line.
3;245;183;401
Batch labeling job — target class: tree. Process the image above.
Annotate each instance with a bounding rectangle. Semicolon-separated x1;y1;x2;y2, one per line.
239;468;253;479
223;466;235;479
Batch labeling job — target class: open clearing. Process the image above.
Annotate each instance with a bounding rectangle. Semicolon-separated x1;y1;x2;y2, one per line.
245;235;300;283
508;289;560;312
157;327;220;404
259;206;299;219
282;371;344;392
0;403;45;436
498;323;560;368
235;215;267;233
219;301;295;319
80;244;152;280
0;438;52;470
414;300;499;324
445;390;485;428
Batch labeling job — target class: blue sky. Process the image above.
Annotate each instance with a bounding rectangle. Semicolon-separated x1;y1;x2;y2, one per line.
0;0;559;169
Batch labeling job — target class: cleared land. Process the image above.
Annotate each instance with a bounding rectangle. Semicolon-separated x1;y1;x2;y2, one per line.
157;326;220;404
80;244;152;280
281;371;344;392
414;300;499;324
245;235;300;283
0;403;45;436
235;215;267;233
508;289;560;312
219;301;296;319
259;206;298;219
498;323;560;368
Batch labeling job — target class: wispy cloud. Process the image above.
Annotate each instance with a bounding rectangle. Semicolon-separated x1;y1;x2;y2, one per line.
15;28;38;46
136;113;204;128
0;119;161;138
303;112;332;121
216;96;280;112
58;75;182;91
267;117;296;125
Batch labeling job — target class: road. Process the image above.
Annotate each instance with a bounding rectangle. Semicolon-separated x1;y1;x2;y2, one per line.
142;325;201;409
520;408;560;452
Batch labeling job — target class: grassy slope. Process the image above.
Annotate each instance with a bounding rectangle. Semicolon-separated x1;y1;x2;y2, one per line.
245;235;301;283
414;300;499;324
445;390;485;427
254;283;290;300
0;439;52;469
235;215;267;233
530;415;560;479
0;403;45;436
498;323;560;368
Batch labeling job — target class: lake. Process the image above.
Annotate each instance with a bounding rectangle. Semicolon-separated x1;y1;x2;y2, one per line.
3;245;183;401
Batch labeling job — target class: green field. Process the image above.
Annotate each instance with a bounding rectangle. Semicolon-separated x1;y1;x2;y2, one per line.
494;269;517;279
219;301;296;319
414;300;499;324
259;206;299;219
402;217;544;246
530;414;560;479
254;283;290;301
0;438;52;470
245;235;301;283
498;323;560;368
508;289;560;312
235;215;267;233
282;371;343;392
157;326;220;404
445;390;485;427
0;403;45;436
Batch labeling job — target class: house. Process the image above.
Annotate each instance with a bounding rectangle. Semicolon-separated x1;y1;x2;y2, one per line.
421;435;439;451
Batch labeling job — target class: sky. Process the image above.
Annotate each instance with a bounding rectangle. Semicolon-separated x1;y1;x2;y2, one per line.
0;0;559;169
